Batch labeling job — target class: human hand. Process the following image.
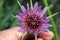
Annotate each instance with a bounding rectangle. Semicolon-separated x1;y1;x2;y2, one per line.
0;26;54;40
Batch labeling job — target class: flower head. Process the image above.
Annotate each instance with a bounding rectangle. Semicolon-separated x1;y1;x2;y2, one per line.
16;2;52;36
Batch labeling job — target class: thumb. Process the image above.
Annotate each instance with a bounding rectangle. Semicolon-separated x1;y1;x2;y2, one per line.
0;26;23;40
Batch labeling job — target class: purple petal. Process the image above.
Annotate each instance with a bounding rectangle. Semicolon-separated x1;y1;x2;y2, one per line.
20;22;25;26
40;7;48;17
45;18;51;22
41;28;49;32
33;2;38;13
41;17;51;23
29;29;33;33
36;11;39;15
19;13;26;18
34;2;38;10
42;24;52;28
27;3;29;12
34;31;39;36
27;3;30;14
29;8;33;14
16;15;21;20
19;27;27;32
16;15;25;21
21;6;26;13
36;6;42;15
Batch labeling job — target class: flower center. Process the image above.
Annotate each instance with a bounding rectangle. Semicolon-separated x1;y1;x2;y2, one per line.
24;14;41;29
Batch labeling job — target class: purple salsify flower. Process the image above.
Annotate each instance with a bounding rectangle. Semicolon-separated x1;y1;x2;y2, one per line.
16;2;52;36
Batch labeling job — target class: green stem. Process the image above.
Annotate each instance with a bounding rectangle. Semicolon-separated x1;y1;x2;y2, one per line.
30;0;33;9
35;35;38;40
17;0;21;6
22;32;28;39
43;0;59;40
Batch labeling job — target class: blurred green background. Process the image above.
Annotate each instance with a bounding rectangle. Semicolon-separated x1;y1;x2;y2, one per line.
0;0;60;40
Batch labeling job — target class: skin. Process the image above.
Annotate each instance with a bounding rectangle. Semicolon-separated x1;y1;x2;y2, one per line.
0;26;54;40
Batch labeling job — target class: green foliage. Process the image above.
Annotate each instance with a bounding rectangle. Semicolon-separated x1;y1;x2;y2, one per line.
48;0;57;5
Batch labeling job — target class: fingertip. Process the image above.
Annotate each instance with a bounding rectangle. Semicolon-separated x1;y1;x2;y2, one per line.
47;31;54;39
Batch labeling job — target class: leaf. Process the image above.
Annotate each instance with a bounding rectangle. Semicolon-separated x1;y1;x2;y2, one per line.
48;4;54;9
30;0;33;9
47;12;59;18
12;15;16;19
17;0;21;6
